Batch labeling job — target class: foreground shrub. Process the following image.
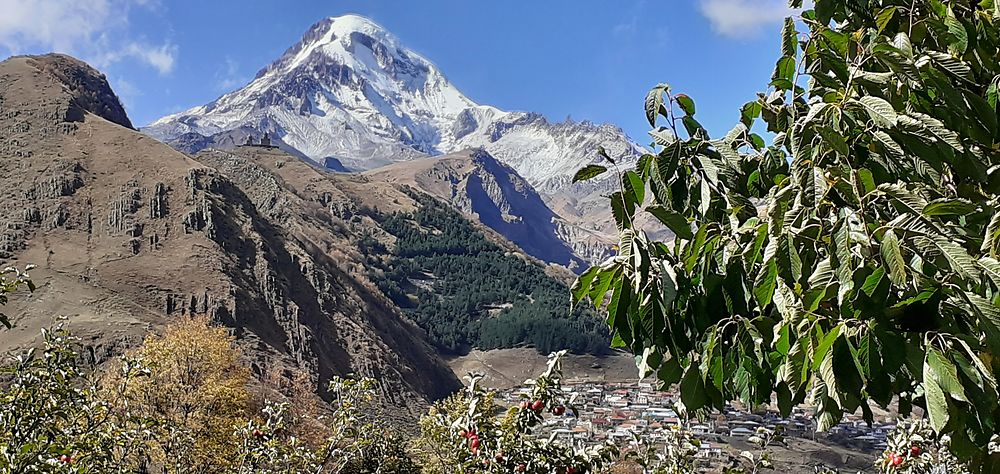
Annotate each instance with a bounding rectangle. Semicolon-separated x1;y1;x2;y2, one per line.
0;264;34;330
0;327;153;472
416;350;621;473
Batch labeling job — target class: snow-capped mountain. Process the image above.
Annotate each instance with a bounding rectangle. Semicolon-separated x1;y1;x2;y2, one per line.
145;14;643;262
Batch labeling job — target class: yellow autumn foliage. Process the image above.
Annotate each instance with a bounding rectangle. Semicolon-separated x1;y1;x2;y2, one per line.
121;315;251;472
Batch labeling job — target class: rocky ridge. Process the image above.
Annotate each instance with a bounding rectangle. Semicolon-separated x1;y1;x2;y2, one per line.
144;15;643;264
0;54;461;414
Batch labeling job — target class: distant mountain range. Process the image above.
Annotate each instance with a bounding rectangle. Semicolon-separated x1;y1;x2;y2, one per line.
0;52;617;412
144;15;645;266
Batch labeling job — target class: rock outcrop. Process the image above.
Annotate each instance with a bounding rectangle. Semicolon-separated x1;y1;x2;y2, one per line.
366;149;612;269
0;54;461;414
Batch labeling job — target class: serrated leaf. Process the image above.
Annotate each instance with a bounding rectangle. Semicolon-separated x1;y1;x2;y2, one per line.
965;292;1000;344
741;101;762;127
853;96;897;128
872;131;903;159
571;266;600;304
944;7;968;55
679;365;707;412
589;267;618;309
922;199;976;216
781;17;797;57
649;127;676;147
645;84;669;127
982;211;1000;254
932;236;978;282
979;257;1000;287
924;50;972;82
881;230;907;287
988;77;999;109
573;165;608;183
624;170;645;205
926;349;967;402
772;57;796;89
754;260;778;307
892;32;913;59
924;370;950;433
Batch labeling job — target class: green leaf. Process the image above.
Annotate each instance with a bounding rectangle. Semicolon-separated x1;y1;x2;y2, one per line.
753;260;778;308
624;170;645;205
881;230;907;287
781;17;797;57
649;127;676;146
645;84;669;127
853;96;897;128
982;211;1000;254
979;257;1000;287
926;349;967;402
924;369;950;433
573;165;608;183
944;7;968;55
679;365;708;412
988;78;999;110
682;116;707;138
771;57;796;89
924;50;972;82
812;324;842;371
875;6;897;33
964;292;1000;351
741;101;762;127
931;236;978;282
645;206;693;240
589;267;618;309
675;94;696;116
656;356;683;388
922;199;976;216
861;267;885;297
611;192;635;231
571;266;600;304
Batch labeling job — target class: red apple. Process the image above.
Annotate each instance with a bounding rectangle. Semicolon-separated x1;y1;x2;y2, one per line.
552;405;566;416
890;453;904;466
910;446;921;456
531;399;544;412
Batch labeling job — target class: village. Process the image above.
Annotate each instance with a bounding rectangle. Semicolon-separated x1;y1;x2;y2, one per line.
498;381;896;462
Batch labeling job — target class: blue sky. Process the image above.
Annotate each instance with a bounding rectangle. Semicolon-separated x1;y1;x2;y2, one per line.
0;0;796;142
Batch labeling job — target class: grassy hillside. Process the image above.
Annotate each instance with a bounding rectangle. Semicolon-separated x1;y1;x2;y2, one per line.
362;191;610;355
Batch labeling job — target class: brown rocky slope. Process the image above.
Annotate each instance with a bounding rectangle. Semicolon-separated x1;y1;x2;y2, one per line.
0;53;461;413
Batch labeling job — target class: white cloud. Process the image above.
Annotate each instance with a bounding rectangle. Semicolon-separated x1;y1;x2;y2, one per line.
214;56;246;92
0;0;176;74
97;41;178;74
699;0;797;38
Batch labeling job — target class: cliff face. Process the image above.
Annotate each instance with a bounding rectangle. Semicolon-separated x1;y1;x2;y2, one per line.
365;149;609;270
0;54;460;413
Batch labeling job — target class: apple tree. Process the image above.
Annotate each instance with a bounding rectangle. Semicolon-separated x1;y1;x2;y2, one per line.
0;264;34;330
573;0;1000;465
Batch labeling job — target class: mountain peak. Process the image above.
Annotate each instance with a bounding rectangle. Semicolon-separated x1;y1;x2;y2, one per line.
20;54;133;129
325;14;390;36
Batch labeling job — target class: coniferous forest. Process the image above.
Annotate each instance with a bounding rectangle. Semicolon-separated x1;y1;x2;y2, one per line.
365;192;610;355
